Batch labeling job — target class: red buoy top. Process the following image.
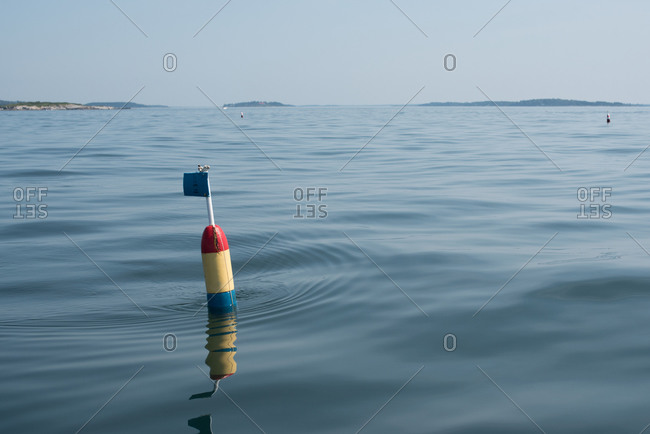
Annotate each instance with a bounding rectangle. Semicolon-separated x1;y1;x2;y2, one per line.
201;225;229;253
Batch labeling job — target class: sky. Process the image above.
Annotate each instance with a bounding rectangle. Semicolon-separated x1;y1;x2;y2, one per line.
2;0;649;106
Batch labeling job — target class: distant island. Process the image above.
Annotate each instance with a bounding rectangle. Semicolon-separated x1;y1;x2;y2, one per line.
0;100;166;111
420;98;644;107
85;102;167;108
223;101;292;108
0;101;113;111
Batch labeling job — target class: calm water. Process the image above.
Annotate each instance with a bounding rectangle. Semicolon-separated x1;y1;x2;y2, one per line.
2;106;650;433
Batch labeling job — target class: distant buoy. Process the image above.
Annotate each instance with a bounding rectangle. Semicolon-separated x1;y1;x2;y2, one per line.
240;112;244;119
183;165;236;311
607;113;611;124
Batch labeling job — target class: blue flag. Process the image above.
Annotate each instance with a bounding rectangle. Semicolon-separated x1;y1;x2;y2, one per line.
183;172;210;197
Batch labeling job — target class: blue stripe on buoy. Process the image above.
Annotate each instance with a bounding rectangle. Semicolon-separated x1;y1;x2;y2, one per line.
207;291;237;311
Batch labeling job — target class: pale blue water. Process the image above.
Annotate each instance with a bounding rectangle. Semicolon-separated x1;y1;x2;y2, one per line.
2;106;650;433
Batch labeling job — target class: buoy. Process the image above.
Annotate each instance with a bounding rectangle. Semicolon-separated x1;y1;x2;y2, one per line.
607;113;611;124
201;224;236;309
183;165;236;311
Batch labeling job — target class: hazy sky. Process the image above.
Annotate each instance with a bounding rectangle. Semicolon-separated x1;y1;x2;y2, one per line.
2;0;649;106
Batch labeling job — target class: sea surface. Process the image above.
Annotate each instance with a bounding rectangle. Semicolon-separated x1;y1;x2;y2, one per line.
2;106;650;433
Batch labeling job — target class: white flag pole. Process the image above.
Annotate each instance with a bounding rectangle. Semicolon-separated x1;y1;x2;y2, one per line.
206;172;215;227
